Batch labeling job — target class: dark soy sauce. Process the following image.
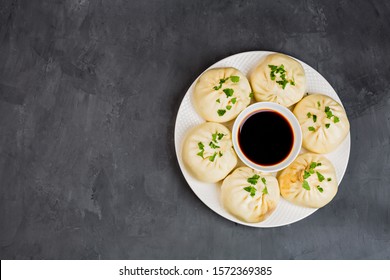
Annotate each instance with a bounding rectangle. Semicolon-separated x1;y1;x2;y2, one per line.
238;110;294;166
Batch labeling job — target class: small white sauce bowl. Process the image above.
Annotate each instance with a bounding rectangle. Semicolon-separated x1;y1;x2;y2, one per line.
232;102;302;173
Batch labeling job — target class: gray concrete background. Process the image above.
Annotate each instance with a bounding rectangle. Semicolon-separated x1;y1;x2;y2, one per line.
0;0;389;259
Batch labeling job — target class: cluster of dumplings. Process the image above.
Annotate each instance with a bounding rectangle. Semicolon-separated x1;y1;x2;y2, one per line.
182;53;350;223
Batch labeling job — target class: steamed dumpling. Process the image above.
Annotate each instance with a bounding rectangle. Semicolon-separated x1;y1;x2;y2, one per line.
193;67;252;122
221;167;280;223
250;53;306;107
278;153;338;208
293;94;350;153
182;122;237;183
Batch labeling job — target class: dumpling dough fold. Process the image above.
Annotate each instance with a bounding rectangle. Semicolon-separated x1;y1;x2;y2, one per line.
278;153;338;208
182;122;237;183
293;94;350;153
193;67;252;122
221;167;280;223
250;53;306;107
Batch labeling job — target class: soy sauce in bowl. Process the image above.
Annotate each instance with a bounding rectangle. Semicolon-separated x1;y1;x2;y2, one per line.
238;110;294;166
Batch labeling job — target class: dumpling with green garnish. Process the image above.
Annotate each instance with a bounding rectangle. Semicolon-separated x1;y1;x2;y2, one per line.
221;167;280;223
293;94;350;153
182;122;237;183
278;153;338;208
193;67;252;122
249;53;306;107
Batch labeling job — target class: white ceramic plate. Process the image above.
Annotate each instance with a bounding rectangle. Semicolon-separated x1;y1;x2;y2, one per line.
174;51;350;227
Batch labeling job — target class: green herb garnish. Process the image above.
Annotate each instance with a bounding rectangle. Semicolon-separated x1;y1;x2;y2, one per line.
327;178;332;182
209;142;220;149
302;180;311;190
216;98;220;103
317;186;324;193
230;76;240;83
308;162;321;174
313;115;317;122
325;123;330;129
197;142;205;158
308;126;315;131
268;64;295;89
307;112;312;118
209;152;217;162
209;132;224;152
309;163;316;174
276;79;289;89
231;97;237;104
247;174;260;185
317;101;321;108
324;106;340;123
226;105;232;110
269;65;277;80
243;186;257;197
249;92;254;98
316;171;325;182
223;88;234;97
217;109;226;116
262;187;268;195
261;177;266;185
303;170;311;179
325;106;333;118
213;78;228;90
219;151;223;157
212;75;239;90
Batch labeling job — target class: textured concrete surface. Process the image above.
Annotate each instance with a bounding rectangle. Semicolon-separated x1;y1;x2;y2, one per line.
1;0;390;259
